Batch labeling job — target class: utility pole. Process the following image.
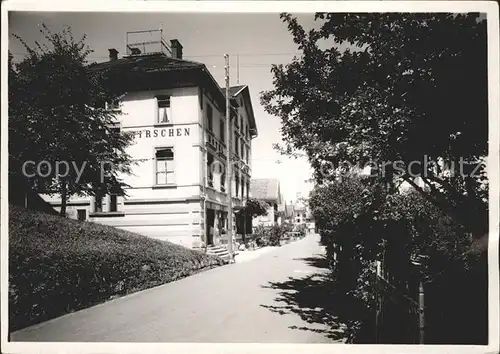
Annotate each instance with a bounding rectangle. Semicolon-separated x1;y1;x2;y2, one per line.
237;53;240;85
224;53;234;263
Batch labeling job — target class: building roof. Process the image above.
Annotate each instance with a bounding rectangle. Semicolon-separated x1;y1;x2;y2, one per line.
87;53;257;132
229;84;258;137
88;54;204;73
250;179;281;203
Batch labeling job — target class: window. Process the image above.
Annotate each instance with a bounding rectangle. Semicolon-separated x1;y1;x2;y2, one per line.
155;148;175;185
241;177;245;198
235;135;239;156
109;194;118;212
240;139;245;158
246;125;249;138
94;196;103;213
246;182;250;198
240;117;243;131
77;209;86;221
221;168;226;192
207;104;213;132
220;120;225;143
207;153;214;187
157;95;171;124
246;146;249;164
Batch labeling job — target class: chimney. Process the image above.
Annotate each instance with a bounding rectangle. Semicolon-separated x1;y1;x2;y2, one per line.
108;48;119;61
170;39;183;59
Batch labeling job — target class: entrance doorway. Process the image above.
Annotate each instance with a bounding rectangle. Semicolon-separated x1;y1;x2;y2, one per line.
206;208;215;245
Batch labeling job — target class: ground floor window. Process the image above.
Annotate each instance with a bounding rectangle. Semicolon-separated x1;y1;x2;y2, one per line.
109;194;118;212
77;209;86;221
94;196;103;212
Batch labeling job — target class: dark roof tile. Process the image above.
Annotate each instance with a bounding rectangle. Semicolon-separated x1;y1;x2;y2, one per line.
88;54;204;73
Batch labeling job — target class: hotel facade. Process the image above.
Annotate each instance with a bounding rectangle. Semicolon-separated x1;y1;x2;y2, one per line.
41;37;258;249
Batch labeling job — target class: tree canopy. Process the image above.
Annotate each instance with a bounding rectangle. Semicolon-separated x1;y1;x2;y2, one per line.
240;198;269;218
9;24;135;215
261;13;488;237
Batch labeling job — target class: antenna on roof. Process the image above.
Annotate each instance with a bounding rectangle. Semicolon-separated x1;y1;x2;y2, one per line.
237;52;240;84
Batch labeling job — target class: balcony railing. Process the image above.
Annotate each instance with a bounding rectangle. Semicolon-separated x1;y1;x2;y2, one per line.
206;131;226;158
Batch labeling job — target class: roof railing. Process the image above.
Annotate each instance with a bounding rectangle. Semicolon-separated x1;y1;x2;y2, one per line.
125;29;172;57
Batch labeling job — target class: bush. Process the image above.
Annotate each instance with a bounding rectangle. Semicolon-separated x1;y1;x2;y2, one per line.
251;223;292;246
309;176;488;344
252;224;269;247
9;205;225;332
254;235;268;247
295;223;308;238
267;224;284;246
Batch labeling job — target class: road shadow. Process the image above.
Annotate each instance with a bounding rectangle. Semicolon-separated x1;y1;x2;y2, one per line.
292;255;329;269
260;254;348;342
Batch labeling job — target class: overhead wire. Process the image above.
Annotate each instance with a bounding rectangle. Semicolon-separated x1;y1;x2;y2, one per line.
8;51;302;68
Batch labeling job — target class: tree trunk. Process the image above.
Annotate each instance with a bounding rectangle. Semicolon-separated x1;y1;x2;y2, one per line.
60;181;68;216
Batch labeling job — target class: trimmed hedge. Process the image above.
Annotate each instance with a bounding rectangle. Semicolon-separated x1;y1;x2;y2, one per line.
9;205;224;332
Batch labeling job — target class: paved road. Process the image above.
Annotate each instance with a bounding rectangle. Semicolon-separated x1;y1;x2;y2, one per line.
11;234;344;343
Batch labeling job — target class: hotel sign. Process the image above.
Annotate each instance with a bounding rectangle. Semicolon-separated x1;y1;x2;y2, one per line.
133;127;191;139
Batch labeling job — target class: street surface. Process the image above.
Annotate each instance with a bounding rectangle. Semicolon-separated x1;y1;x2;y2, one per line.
11;234;345;343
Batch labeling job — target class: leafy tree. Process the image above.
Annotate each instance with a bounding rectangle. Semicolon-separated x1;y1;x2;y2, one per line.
261;13;488;238
237;198;269;242
9;24;135;215
241;198;269;218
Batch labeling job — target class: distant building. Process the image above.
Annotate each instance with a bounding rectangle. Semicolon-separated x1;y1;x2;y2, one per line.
283;203;295;223
41;32;258;249
284;197;315;232
293;206;307;225
250;178;283;228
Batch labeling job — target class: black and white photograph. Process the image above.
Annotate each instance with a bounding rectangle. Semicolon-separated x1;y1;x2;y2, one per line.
1;1;499;353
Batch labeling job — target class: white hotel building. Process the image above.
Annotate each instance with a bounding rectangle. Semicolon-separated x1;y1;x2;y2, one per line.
42;37;258;249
